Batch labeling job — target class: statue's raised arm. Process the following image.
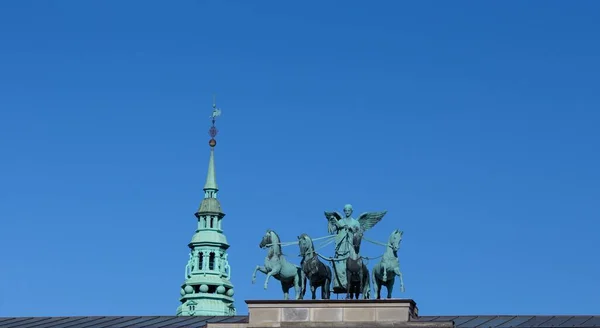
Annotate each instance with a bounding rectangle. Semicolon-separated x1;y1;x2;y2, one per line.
324;211;343;234
357;210;387;233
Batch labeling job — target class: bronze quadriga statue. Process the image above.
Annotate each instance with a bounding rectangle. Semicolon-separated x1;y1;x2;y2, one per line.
252;204;406;300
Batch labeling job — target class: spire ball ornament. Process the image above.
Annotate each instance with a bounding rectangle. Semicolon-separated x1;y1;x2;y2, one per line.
209;124;218;147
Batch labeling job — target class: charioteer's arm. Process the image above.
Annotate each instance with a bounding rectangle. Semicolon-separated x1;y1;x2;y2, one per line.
332;219;344;229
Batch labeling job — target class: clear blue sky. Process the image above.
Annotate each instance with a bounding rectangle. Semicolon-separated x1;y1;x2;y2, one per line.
1;0;599;317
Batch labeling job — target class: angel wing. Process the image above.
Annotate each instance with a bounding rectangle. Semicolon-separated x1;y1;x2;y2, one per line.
324;211;343;234
357;210;387;232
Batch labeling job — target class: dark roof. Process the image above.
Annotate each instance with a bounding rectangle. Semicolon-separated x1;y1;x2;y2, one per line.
0;315;599;328
0;315;248;328
417;316;600;328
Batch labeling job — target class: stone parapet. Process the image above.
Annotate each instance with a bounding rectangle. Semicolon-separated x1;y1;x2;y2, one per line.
205;299;454;328
232;299;422;328
208;324;249;328
275;322;453;328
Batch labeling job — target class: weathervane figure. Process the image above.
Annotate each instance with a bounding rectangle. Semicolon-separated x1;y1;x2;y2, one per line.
210;105;222;120
210;95;222;120
208;95;221;148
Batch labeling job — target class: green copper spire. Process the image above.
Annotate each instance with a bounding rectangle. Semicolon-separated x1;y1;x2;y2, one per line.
203;99;220;195
204;147;218;192
176;99;235;316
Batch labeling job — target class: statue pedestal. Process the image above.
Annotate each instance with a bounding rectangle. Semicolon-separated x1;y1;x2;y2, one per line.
245;299;418;327
207;299;454;328
206;299;454;328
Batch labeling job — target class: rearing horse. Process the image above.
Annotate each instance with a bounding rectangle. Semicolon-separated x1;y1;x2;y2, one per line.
252;229;305;300
297;233;332;299
372;229;405;299
345;230;370;299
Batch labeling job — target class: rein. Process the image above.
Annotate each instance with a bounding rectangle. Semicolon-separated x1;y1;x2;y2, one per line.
271;232;398;262
265;234;335;248
362;236;391;247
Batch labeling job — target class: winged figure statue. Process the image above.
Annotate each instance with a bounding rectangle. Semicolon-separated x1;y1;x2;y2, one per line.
324;204;387;293
325;209;387;233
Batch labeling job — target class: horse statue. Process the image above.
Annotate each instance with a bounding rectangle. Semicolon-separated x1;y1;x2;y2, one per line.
372;229;405;299
297;233;332;299
345;230;371;299
252;229;305;300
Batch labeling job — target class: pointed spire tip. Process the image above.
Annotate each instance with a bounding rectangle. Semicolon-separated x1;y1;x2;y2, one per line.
204;147;218;191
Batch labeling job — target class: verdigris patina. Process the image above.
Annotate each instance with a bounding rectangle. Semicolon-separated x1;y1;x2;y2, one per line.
184;253;194;279
372;229;405;299
252;203;406;300
325;204;387;294
297;233;332;299
252;229;305;300
345;229;371;299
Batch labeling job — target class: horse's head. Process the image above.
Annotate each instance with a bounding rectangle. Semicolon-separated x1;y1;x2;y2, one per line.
352;229;364;253
259;229;275;249
297;233;312;256
388;229;404;254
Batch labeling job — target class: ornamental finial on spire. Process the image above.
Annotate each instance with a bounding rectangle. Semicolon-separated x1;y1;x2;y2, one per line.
208;95;221;148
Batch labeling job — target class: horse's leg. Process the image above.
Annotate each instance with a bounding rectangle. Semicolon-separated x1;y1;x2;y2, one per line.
362;266;370;299
252;265;268;284
387;277;395;299
372;269;379;299
264;264;281;290
308;275;315;300
281;282;290;300
394;267;405;293
356;275;361;300
374;264;382;299
298;265;307;300
382;262;388;281
295;267;305;300
356;259;365;299
302;272;307;300
366;270;372;299
322;267;328;300
345;266;351;300
303;276;308;299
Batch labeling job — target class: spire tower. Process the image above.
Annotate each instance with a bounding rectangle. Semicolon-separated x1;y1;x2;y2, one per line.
177;99;235;316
